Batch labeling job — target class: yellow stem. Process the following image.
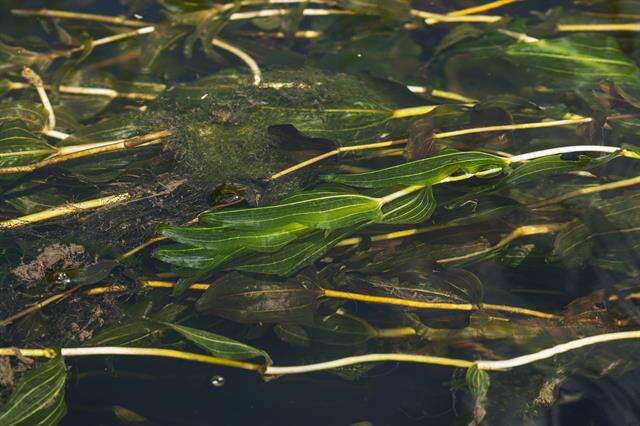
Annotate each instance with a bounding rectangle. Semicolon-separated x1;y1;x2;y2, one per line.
374;327;418;338
0;130;171;174
448;0;520;16
0;285;83;327
0;193;131;230
391;105;438;119
557;23;640;32
269;117;590;179
438;223;568;265
433;118;592;139
411;10;502;24
12;8;152;27
532;176;640;208
59;347;264;371
269;139;406;180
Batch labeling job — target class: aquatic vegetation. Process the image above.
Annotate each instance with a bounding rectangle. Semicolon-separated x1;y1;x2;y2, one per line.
2;0;640;423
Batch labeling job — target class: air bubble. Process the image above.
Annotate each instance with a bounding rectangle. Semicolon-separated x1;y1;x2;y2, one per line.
210;375;225;388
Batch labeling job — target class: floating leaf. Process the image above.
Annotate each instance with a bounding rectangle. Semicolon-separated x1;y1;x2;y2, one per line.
322;151;508;188
0;355;67;426
164;322;272;364
196;273;321;323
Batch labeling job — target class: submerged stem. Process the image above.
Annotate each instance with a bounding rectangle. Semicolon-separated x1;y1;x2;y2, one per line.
212;38;262;85
531;175;640;208
0;193;131;230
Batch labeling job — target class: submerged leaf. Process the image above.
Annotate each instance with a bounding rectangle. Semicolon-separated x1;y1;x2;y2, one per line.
0;355;67;426
164;322;271;364
196;273;321;323
323;151;508;188
0;120;54;168
199;192;382;230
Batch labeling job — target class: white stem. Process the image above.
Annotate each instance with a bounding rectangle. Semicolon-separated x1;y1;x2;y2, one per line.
477;330;640;370
42;129;70;140
509;145;620;163
212;38;262;85
266;330;640;375
265;353;472;375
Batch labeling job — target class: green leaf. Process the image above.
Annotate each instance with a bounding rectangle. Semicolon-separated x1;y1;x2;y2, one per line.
466;365;490;399
337;0;411;21
85;303;186;347
199;192;382;230
380;186;436;224
196;273;321;324
0;102;49;132
234;229;355;276
504;34;640;91
163;322;272;364
153;245;244;270
0;120;54;168
0;355;67;426
367;269;483;305
322;151;508;188
550;191;640;270
274;313;372;350
159;222;309;252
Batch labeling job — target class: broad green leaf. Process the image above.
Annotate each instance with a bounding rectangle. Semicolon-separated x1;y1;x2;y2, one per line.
380;186;436;224
505;34;640;91
59;116;147;147
199;192;382;230
275;313;373;350
0;355;67;426
153;245;244;270
84;319;164;347
366;269;483;305
159;222;309;252
466;365;490;399
322;151;508;188
0;102;49;132
196;273;321;324
234;229;355;276
85;303;186;347
164;322;272;364
337;0;411;20
551;191;640;270
0;120;54;168
447;152;619;208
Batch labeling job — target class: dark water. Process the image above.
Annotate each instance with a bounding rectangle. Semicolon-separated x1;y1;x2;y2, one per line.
3;0;640;425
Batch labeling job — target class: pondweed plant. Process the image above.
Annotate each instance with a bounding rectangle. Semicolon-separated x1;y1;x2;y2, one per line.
3;0;640;424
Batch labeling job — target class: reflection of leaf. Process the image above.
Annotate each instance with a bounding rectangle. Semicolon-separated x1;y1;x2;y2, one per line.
196;273;320;324
164;322;271;364
0;355;67;426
